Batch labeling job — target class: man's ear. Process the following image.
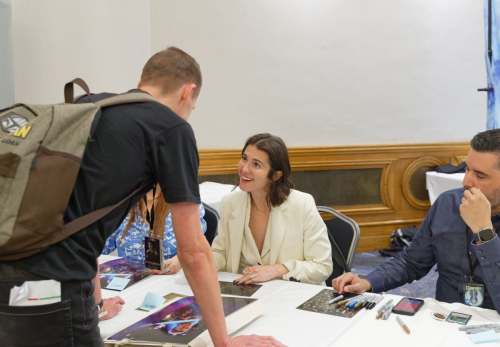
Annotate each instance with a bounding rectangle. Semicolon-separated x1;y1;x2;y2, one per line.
181;83;197;102
137;81;141;89
272;171;283;182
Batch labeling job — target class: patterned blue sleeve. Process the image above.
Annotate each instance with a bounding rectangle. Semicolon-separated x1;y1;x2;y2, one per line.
162;203;207;260
163;211;177;259
102;216;127;255
200;203;207;234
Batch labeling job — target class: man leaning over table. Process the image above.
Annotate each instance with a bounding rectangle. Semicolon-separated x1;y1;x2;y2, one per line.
333;129;500;314
0;47;285;347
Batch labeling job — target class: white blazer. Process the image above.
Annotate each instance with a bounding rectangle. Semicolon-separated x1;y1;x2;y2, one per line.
211;189;333;285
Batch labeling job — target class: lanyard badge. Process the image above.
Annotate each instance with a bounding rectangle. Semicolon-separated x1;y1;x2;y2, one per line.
463;283;484;307
144;236;164;271
143;185;164;271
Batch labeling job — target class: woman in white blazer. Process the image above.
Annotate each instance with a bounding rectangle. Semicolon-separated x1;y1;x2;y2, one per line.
211;134;333;285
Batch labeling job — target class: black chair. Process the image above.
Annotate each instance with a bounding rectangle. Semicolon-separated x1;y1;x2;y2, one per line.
317;206;360;287
202;202;219;245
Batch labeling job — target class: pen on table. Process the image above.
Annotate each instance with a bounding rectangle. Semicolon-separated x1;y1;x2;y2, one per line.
349;295;364;303
370;295;384;310
348;300;360;308
354;298;368;309
336;299;349;306
328;295;344;305
364;295;376;308
376;300;393;320
459;324;500;332
396;316;410;334
376;299;393;319
338;295;362;306
381;304;394;320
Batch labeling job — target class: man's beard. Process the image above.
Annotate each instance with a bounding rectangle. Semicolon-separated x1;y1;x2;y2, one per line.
463;185;500;213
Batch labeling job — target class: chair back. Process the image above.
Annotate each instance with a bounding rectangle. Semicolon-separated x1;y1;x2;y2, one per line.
317;206;360;287
202;202;219;245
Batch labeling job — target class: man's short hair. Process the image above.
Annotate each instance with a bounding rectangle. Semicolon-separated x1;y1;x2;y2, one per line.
471;129;500;153
140;47;202;97
471;129;500;168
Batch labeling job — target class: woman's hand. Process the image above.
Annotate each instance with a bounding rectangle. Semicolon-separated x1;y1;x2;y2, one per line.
153;255;181;275
233;264;288;284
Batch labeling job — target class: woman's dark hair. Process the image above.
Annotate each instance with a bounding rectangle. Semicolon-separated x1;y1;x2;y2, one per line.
240;133;294;208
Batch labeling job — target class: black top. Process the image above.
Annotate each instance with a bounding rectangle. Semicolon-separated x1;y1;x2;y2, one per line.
8;90;200;281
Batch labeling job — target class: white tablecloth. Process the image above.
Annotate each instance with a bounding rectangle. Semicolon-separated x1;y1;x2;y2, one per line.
99;256;500;347
199;182;240;214
426;172;465;205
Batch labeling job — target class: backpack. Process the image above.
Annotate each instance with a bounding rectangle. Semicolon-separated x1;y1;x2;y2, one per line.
0;78;156;261
378;225;418;257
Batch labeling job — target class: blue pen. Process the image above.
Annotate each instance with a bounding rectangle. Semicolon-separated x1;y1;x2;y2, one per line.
347;300;358;308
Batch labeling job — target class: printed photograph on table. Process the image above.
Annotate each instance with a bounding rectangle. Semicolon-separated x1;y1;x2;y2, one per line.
99;258;153;291
446;311;472;325
106;296;256;345
296;289;364;318
219;281;262;297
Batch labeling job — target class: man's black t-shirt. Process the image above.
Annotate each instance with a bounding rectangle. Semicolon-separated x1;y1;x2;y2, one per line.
8;90;201;281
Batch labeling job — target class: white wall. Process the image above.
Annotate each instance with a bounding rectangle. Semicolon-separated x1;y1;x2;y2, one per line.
0;0;15;109
151;0;486;148
10;0;151;104
10;1;486;148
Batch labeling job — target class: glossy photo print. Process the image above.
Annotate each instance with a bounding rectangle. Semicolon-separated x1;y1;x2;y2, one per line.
219;281;262;297
99;258;153;291
107;296;256;344
297;289;365;318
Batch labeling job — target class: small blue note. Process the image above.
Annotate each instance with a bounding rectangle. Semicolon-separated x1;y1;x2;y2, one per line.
469;330;500;344
106;277;130;291
140;292;165;311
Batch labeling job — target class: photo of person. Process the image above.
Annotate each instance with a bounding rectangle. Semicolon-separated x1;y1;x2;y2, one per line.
107;296;256;344
145;238;162;270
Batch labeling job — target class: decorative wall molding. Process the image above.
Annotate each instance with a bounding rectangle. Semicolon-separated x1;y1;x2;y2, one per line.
199;142;470;252
402;157;446;210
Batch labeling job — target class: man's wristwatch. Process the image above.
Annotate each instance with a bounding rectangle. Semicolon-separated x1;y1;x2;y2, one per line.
472;227;497;243
97;299;108;319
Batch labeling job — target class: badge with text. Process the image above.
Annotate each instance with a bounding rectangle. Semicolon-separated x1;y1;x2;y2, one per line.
463;283;484;307
144;236;164;271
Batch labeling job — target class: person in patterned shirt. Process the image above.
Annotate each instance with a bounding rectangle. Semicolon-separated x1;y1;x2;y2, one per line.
103;187;207;274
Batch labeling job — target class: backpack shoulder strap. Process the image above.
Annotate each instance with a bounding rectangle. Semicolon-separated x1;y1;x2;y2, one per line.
95;92;159;108
61;180;154;242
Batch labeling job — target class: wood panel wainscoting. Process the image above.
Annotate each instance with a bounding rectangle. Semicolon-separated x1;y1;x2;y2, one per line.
198;142;470;252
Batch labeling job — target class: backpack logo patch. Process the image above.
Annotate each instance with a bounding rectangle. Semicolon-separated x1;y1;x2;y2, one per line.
1;113;29;134
11;125;32;139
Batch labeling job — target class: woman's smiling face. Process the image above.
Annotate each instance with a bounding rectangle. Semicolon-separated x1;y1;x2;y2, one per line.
237;144;273;194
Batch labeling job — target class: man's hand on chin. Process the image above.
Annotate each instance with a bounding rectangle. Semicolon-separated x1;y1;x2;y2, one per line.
460;187;493;232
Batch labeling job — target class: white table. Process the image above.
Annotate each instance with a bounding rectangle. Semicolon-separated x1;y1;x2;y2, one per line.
99;256;500;347
426;172;465;205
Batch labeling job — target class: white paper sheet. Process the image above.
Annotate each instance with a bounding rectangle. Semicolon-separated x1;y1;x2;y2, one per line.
9;279;61;306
